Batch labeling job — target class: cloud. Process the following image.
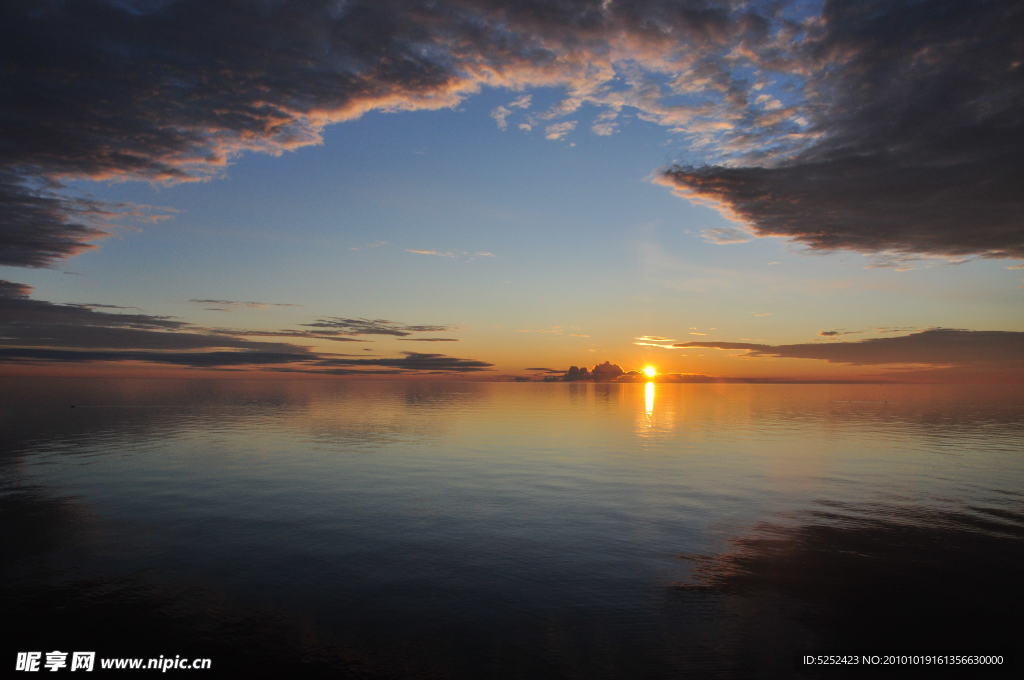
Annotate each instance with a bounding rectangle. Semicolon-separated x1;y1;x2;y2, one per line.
0;171;177;267
490;105;512;131
404;249;495;260
312;352;492;372
399;337;459;342
544;120;578;141
0;279;311;355
72;303;141;311
0;347;309;368
3;0;1018;269
189;299;300;310
2;279;179;330
754;93;782;111
0;345;490;372
700;227;750;245
819;329;861;337
508;95;532;110
490;94;533;131
0;0;773;267
0;281;491;373
0;172;108;267
273;367;408;376
301;317;451;336
209;328;365;343
862;254;918;272
659;1;1024;259
405;249;449;257
675;329;1024;366
634;335;678;349
876;326;920;334
591;109;620;136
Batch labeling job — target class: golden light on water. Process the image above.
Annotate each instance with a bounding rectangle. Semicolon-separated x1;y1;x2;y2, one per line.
644;381;655;417
642;365;657;378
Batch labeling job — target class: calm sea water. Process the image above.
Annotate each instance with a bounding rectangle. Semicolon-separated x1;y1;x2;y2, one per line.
3;378;1022;678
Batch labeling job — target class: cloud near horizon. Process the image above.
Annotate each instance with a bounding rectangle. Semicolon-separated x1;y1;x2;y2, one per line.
209;328;366;343
4;1;1018;268
311;352;492;373
635;335;678;349
302;318;452;336
0;280;489;373
675;329;1024;367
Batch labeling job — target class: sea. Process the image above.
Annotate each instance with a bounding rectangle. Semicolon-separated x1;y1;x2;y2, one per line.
3;377;1022;678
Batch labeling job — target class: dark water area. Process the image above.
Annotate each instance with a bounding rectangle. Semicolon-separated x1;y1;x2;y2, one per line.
2;378;1022;678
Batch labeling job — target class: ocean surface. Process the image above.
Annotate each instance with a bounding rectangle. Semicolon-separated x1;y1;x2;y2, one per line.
3;378;1022;678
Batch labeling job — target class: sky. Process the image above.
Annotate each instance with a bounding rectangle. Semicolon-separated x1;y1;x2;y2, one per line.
1;0;1022;382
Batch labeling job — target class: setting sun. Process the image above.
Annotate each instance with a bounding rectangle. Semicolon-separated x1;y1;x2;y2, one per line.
642;365;657;378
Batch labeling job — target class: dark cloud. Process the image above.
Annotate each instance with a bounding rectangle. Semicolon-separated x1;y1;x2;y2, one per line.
313;352;492;373
661;0;1024;259
210;328;364;343
0;0;769;267
4;0;1016;267
0;279;307;353
0;171;109;267
189;299;300;309
1;278;184;330
0;280;490;373
676;329;1024;366
0;171;177;267
71;303;141;310
0;347;308;368
272;367;407;376
302;318;451;336
0;280;31;298
818;329;860;337
0;323;307;353
525;367;570;376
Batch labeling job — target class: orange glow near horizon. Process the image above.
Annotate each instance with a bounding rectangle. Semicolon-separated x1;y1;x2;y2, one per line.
642;365;657;378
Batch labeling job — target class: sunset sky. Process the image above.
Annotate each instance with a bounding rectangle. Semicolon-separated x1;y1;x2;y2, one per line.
2;0;1022;382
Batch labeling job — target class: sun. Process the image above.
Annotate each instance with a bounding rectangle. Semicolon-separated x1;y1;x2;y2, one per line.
642;365;657;378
